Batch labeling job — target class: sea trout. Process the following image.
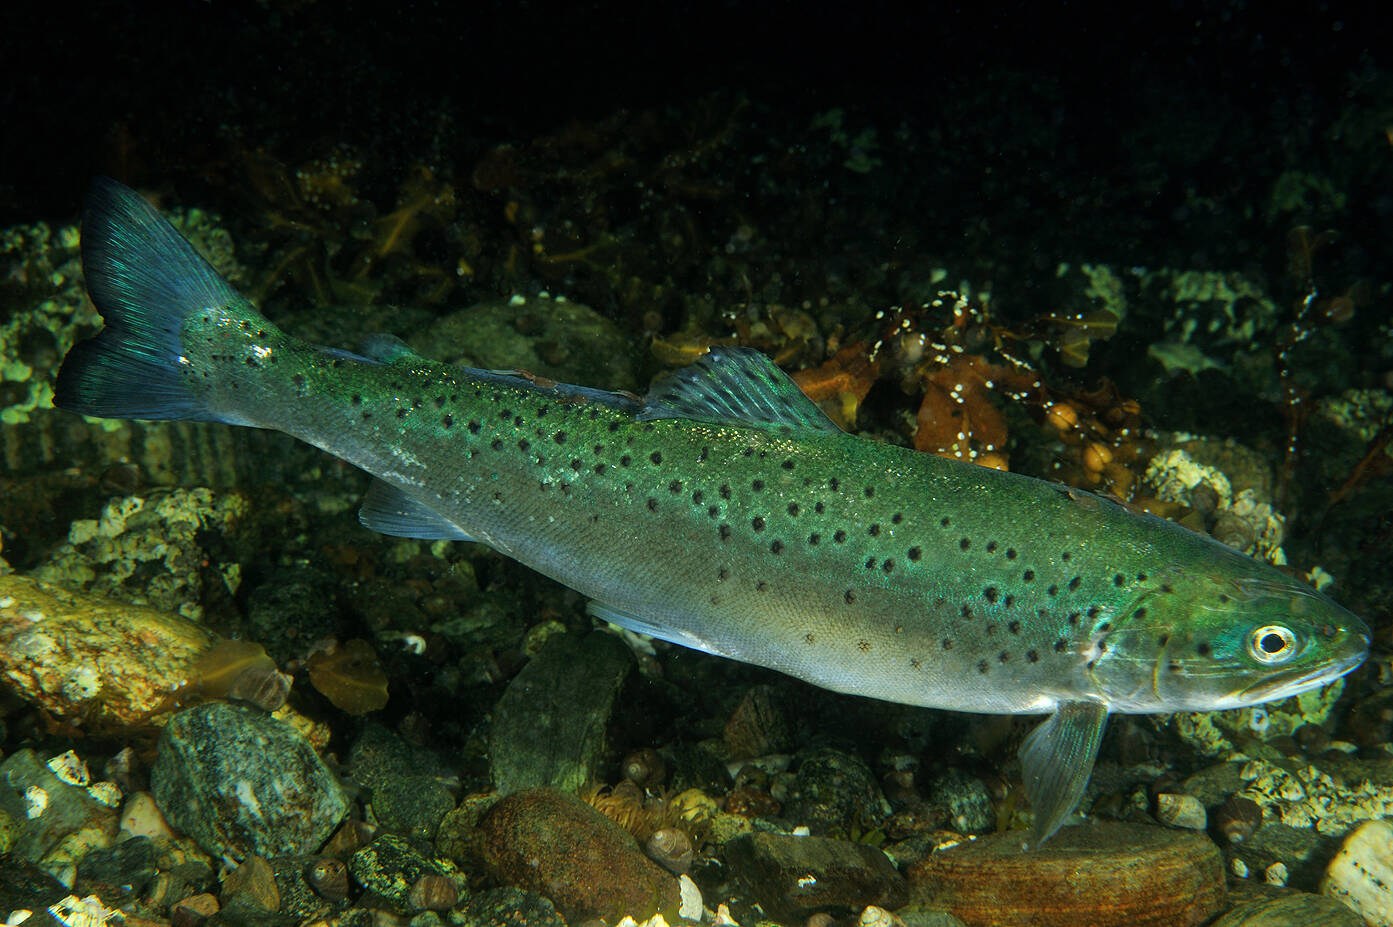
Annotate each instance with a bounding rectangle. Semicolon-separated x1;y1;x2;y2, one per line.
56;179;1370;845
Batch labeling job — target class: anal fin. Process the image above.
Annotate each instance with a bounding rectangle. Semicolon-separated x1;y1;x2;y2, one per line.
1019;699;1108;848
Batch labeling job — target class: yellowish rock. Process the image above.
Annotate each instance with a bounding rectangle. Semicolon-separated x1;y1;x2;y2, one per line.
1321;818;1393;927
0;573;215;730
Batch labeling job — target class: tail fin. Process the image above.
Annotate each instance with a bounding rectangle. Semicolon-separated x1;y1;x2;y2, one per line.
54;177;246;422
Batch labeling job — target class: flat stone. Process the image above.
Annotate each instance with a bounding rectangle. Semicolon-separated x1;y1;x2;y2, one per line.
489;632;633;795
723;831;907;922
0;748;117;863
1211;892;1366;926
909;821;1225;927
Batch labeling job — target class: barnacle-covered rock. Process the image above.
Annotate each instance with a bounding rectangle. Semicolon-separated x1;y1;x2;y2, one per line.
908;822;1225;927
1233;757;1393;838
31;488;249;621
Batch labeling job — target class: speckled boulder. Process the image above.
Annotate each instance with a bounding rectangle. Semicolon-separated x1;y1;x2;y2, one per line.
478;787;679;923
151;702;349;859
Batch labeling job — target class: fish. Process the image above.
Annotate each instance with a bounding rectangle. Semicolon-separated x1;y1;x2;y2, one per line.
55;178;1371;846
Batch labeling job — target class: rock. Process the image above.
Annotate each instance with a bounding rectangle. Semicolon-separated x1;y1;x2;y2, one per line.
927;769;995;835
456;887;566;927
151;702;350;859
0;851;72;914
1232;822;1330;891
0;573;215;731
489;632;633;795
74;835;158;901
478;787;679;922
1154;792;1207;830
414;294;638;391
1321;818;1393;927
896;906;969;927
908;822;1225;927
724;684;792;759
784;746;893;836
0;748;118;864
347;724;456;842
349;834;463;914
723;831;908;922
1211;892;1366;926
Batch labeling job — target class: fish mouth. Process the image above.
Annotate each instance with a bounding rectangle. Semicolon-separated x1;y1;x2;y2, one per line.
1237;642;1368;703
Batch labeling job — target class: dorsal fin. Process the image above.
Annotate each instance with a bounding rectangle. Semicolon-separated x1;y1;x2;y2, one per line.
637;347;841;433
357;333;424;364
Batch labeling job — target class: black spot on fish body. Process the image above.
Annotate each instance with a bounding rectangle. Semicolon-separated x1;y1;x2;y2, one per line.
977;660;989;674
787;503;799;516
443;414;453;428
908;547;922;561
650;451;663;464
868;524;881;537
834;530;847;544
770;540;783;554
960;538;971;550
752;517;765;531
808;533;821;545
554;431;568;444
669;480;682;493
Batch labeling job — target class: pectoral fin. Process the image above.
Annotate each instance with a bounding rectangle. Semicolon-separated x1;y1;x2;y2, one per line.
1019;699;1108;848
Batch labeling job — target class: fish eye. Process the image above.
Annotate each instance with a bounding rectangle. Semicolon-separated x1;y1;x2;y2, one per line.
1248;625;1298;664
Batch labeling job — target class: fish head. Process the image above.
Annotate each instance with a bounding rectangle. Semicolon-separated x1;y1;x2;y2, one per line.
1087;566;1370;714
